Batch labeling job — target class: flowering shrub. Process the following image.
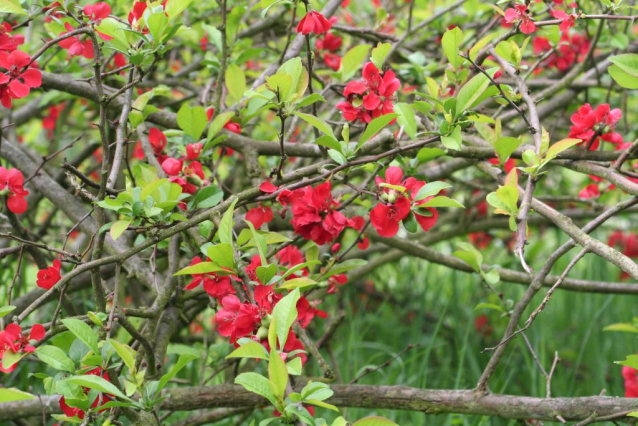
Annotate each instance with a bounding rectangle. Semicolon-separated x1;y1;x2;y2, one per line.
0;0;637;424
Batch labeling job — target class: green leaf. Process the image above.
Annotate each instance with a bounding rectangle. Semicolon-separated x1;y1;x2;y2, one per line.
455;72;494;117
545;138;583;160
420;196;465;209
417;148;446;164
402;211;418;233
474;303;504;313
0;305;16;319
0;0;26;15
146;12;168;44
226;342;269;360
108;339;137;372
2;350;24;371
109;219;131;241
226;64;246;106
440;125;462;151
441;26;463;70
495;137;522;164
157;353;199;393
177;104;208;141
65;375;130;401
496;186;519;213
325;259;367;276
235;372;278;406
164;0;194;20
604;323;638;333
35;346;75;372
61;319;99;355
352;417;399;426
616;354;638;370
328;149;347;165
0;388;35;403
370;42;392;69
269;348;288;399
294;111;334;137
266;72;293;101
277;277;316;291
219;198;238;245
609;54;638;77
315;135;341;151
414;181;453;201
608;65;638;89
207;243;236;271
174;261;223;276
357;113;397;150
207;111;236;142
296;93;326;110
271;288;300;349
287;357;303;375
301;381;334;401
341;44;371;80
244;220;268;266
394;103;417;139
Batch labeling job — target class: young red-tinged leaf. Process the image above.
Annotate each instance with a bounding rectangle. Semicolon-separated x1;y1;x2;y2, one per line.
504;168;518;188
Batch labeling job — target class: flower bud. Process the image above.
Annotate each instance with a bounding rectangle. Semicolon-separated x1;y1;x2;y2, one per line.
256;325;268;340
387;191;398;204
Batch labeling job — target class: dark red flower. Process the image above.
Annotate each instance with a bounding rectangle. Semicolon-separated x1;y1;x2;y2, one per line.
623;366;638;397
578;183;600;199
206;107;242;134
215;295;260;343
296;11;332;35
370;167;416;237
83;2;111;23
327;274;347;294
533;33;590;73
288;182;351;245
186;142;203;160
336;62;400;123
410;181;439;233
0;166;29;214
161;157;183;176
184;257;236;300
0;323;45;373
149;127;167;154
469;232;493;249
316;32;342;51
36;259;62;290
245;204;274;229
296;297;327;328
323;52;341;71
569;103;623;150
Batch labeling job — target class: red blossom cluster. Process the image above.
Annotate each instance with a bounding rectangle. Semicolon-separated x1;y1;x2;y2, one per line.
316;31;342;71
608;231;638;259
569;103;623;150
503;5;536;34
0;323;44;373
370;167;438;238
0;22;24;52
336;62;400;123
56;2;113;59
532;33;590;73
0;166;28;214
278;181;355;245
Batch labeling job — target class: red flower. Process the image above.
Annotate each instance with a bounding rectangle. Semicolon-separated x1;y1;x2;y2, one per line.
0;50;42;108
184;257;236;300
296;297;327;328
578;183;600;199
36;259;62;290
336;62;400;123
254;284;281;315
533;34;590;73
83;2;111;23
185;142;203;160
551;9;576;32
410;181;439;233
316;32;342;51
469;232;493;249
323;52;341;71
504;5;536;34
623;366;638;397
215;295;260;343
59;368;112;419
245;204;274;229
0;166;29;214
327;273;347;293
161;157;183;176
474;315;493;338
569;103;623;150
370;167;416;237
259;180;278;193
149;127;167;154
287;182;351;245
58;23;95;58
296;11;332;35
0;323;45;373
261;330;307;365
0;23;24;52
